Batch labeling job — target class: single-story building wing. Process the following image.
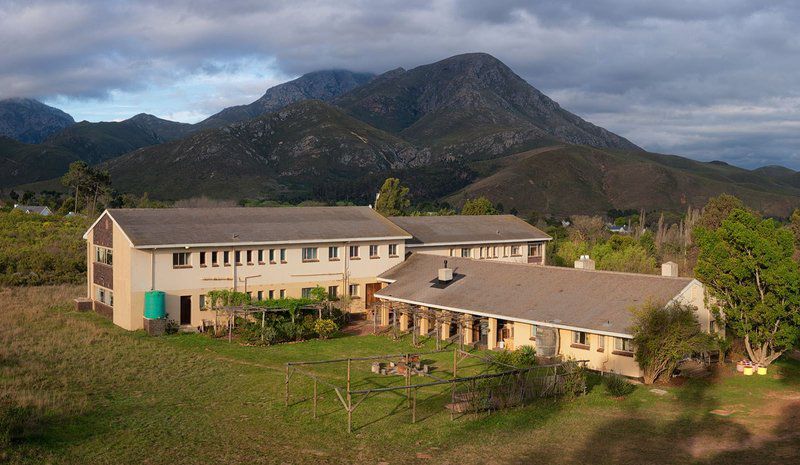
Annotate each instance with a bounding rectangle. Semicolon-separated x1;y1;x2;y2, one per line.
375;253;716;378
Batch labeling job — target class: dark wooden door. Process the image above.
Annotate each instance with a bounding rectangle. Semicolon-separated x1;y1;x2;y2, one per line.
365;283;381;308
180;296;192;325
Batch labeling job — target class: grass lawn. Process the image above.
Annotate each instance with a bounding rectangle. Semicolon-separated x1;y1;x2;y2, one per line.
2;285;800;464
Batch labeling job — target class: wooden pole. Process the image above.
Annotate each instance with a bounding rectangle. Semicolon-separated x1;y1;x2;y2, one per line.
412;387;417;424
405;353;411;407
453;348;458;378
228;310;232;343
412;313;418;346
346;358;352;434
284;364;290;406
313;378;318;419
261;310;265;343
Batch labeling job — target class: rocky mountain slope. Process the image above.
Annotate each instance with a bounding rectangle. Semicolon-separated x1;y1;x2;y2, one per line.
195;70;374;129
108;100;425;200
0;98;75;144
335;53;640;160
0;136;78;187
43;114;195;164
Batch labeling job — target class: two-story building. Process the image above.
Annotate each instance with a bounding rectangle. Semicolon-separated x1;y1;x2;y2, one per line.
387;215;551;264
83;206;411;330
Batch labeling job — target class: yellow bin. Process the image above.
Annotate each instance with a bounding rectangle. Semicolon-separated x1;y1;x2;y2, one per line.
757;367;767;375
743;367;754;376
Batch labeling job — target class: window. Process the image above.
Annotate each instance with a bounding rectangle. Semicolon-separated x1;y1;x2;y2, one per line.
279;289;285;299
328;285;339;299
95;286;113;307
268;290;274;300
461;247;470;258
597;335;605;351
369;245;379;258
493;246;500;258
302;247;318;261
257;249;264;263
246;291;252;299
280;248;286;263
329;246;339;260
528;244;541;257
94;246;113;265
257;291;263;301
199;252;206;267
349;245;360;259
223;251;230;266
348;284;359;297
511;245;521;256
269;249;275;263
389;244;398;257
614;338;634;353
173;252;191;267
211;251;218;266
572;331;589;347
301;287;313;299
235;250;242;265
246;250;253;264
199;294;206;310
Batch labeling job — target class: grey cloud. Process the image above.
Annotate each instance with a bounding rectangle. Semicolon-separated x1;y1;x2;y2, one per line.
1;0;799;168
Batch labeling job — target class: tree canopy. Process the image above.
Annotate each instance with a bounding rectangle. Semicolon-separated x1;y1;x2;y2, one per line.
695;208;800;366
374;178;410;216
630;301;716;384
461;196;498;215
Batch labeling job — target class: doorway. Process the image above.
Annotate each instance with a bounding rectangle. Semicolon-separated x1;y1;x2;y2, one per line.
180;295;192;325
365;283;381;308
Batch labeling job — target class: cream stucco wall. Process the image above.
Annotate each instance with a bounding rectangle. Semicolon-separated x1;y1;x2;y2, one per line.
102;236;406;330
410;240;547;264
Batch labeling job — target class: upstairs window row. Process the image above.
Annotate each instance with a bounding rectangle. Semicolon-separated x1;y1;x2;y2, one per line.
172;244;400;268
452;242;543;259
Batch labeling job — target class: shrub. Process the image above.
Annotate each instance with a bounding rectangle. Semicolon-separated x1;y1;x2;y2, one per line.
314;319;338;339
604;374;635;397
491;346;537;371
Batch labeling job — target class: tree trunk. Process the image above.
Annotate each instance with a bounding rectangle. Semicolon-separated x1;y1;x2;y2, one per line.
744;334;783;366
74;186;80;213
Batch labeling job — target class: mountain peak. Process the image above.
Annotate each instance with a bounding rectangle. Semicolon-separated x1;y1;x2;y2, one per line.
0;98;75;144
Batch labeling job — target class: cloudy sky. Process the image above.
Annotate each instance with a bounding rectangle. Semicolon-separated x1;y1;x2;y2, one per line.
2;0;799;169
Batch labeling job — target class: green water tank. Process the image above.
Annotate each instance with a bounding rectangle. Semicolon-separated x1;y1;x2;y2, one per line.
144;291;166;319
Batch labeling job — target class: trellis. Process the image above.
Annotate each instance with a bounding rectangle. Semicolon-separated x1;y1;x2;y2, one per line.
210;302;327;343
373;301;485;350
284;348;588;433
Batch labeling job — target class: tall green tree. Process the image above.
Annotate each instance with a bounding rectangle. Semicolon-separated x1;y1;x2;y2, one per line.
695;209;800;366
695;194;746;231
61;161;91;213
374;178;410;216
631;301;717;384
461;196;498;215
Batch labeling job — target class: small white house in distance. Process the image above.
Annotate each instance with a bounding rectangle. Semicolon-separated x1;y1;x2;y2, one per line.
13;204;52;216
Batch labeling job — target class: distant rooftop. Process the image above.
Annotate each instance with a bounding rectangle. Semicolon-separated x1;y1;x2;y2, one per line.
377;253;693;337
90;206;411;248
13;204;52;215
387;215;550;246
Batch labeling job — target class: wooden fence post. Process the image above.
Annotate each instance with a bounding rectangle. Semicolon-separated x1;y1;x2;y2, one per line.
313;378;318;419
284;364;290;406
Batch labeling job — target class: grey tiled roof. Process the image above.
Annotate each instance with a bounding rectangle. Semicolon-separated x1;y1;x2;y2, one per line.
387;215;550;245
377;253;694;336
106;206;411;247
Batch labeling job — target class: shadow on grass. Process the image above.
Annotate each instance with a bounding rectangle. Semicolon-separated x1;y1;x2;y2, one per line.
511;362;800;465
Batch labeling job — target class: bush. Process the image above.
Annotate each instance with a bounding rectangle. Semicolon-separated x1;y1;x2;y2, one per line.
314;319;338;339
491;346;537;371
604;374;635;397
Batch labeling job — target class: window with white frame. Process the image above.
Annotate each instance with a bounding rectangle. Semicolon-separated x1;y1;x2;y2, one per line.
199;252;206;267
511;245;521;256
257;291;263;301
572;331;589;346
328;285;339;299
614;337;634;352
348;284;359;297
279;289;286;299
597;334;605;351
95;286;113;307
329;246;339;260
95;246;113;265
389;244;398;257
301;287;314;299
268;290;274;300
211;251;218;266
224;251;230;265
246;250;253;264
280;248;286;262
349;245;359;259
199;294;206;310
258;249;264;263
302;247;318;261
528;243;542;257
461;247;470;258
269;249;275;263
369;245;379;258
173;252;191;267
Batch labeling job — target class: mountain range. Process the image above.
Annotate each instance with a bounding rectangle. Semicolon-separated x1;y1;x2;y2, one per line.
1;53;798;217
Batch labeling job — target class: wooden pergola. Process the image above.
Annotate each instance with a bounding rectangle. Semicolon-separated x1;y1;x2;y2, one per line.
372;300;486;349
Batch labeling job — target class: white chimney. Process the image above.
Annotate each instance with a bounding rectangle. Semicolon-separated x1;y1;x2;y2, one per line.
661;261;679;277
438;259;453;282
574;255;596;270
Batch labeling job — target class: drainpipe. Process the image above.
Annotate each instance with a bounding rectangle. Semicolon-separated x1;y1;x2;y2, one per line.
150;249;156;291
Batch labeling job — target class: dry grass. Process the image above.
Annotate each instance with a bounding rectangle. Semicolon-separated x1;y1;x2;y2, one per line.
2;285;800;465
